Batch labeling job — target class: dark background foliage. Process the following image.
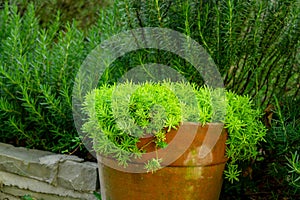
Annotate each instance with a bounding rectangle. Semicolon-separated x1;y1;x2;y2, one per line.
0;0;111;30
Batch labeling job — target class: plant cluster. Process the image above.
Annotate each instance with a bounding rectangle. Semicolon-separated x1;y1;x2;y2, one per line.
82;82;184;167
221;96;300;199
264;97;300;193
0;3;103;154
287;151;300;189
82;81;266;182
97;0;299;107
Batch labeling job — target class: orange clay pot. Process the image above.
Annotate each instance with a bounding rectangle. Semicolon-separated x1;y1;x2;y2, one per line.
97;122;227;200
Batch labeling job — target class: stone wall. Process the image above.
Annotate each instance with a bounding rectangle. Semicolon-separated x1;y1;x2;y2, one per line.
0;143;100;200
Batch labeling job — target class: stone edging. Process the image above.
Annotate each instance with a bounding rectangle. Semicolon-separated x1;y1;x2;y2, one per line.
0;143;100;200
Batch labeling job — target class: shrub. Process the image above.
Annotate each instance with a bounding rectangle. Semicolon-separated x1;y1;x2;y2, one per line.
0;3;97;154
94;0;300;107
266;97;300;193
0;1;134;155
220;96;300;199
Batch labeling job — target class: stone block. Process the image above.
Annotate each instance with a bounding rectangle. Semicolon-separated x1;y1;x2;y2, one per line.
0;191;19;200
0;143;84;185
0;143;57;184
1;186;81;200
57;160;98;192
0;142;100;199
0;171;96;200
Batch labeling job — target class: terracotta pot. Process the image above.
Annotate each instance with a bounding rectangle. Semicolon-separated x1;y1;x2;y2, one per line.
97;122;227;200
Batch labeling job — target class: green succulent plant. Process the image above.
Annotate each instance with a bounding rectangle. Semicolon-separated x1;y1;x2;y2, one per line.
82;81;267;182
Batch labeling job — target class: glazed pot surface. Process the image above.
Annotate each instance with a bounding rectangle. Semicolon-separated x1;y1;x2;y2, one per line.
98;122;227;200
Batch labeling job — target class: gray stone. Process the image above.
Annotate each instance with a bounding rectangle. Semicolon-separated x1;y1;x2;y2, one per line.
0;142;100;198
0;191;19;200
1;186;82;200
39;154;84;164
57;160;98;192
0;143;58;185
0;143;86;186
0;171;97;200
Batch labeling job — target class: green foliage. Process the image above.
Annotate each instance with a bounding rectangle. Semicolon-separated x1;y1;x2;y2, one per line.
0;1;297;197
0;0;112;31
82;82;184;168
0;3;102;154
145;158;163;173
224;91;266;182
96;0;300;107
21;195;37;200
222;97;300;199
263;96;300;193
93;192;102;200
83;81;266;181
287;151;300;188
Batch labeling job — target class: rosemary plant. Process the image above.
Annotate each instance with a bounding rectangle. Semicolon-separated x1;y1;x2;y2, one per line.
0;3;99;153
96;0;300;107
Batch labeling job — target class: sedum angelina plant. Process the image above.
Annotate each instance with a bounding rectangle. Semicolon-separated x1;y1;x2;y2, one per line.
82;81;267;182
82;81;183;168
